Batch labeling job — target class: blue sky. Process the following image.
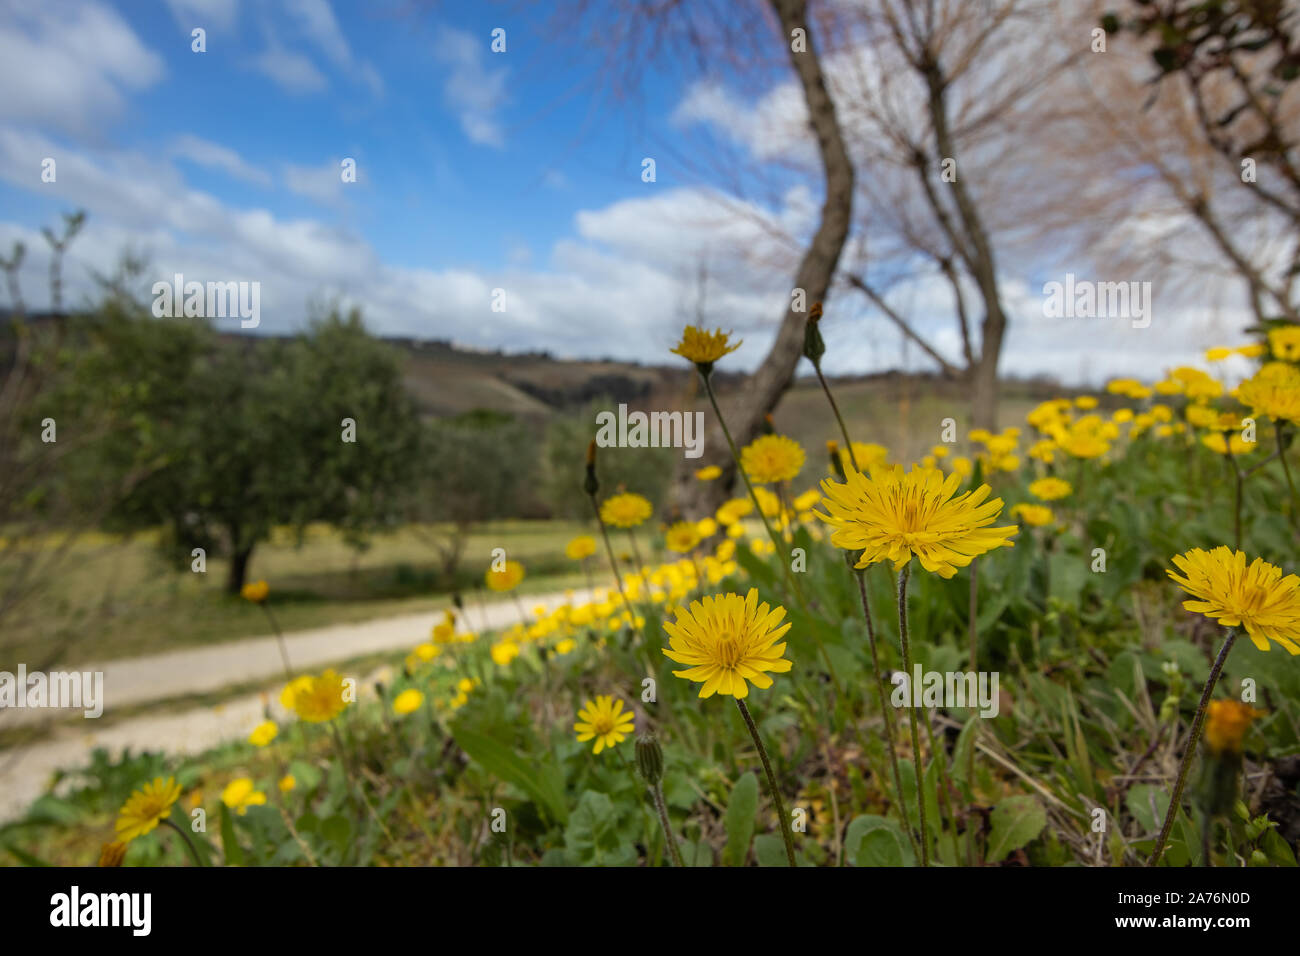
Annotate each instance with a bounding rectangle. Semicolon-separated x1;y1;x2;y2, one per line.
0;0;1260;383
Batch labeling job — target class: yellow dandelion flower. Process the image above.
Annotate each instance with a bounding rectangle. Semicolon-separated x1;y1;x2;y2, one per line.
1167;547;1300;654
662;588;793;699
1205;347;1233;362
1236;361;1300;424
278;774;296;793
287;669;349;723
1010;503;1053;527
1268;325;1300;361
485;559;525;592
393;689;424;716
573;695;635;754
241;579;269;603
741;434;806;484
1028;476;1072;501
664;521;702;553
221;777;267;816
670;326;742;369
815;465;1017;578
115;777;182;843
1203;700;1262;756
565;535;597;560
247;720;277;747
1236;343;1267;359
490;640;520;666
1201;433;1257;456
600;492;653;528
695;465;722;481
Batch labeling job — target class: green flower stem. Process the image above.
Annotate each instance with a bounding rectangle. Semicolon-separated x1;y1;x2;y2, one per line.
260;602;293;682
853;565;920;859
701;372;843;697
896;564;929;867
1150;629;1238;866
162;817;205;866
651;779;685;867
1275;420;1300;534
813;362;859;472
735;697;797;867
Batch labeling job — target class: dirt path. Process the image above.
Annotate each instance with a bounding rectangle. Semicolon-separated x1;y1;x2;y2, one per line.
0;589;589;822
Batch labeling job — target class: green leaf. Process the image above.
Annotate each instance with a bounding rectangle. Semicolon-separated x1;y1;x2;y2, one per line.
722;771;758;867
986;795;1047;863
219;804;244;866
845;815;915;867
451;721;568;823
1;841;51;866
564;790;634;866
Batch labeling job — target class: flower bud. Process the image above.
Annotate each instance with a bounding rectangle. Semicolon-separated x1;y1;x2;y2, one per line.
635;732;664;785
583;440;600;496
98;841;127;867
803;301;825;366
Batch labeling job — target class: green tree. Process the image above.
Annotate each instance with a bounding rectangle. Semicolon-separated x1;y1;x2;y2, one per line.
55;305;422;594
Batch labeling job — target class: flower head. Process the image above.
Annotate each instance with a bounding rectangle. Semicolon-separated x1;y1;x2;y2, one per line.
1235;361;1300;424
1028;476;1072;501
565;535;597;560
671;326;741;373
662;588;793;699
815;465;1017;578
247;720;277;747
393;688;424;716
695;465;722;481
741;434;806;484
1010;503;1053;527
285;669;349;722
1167;547;1300;654
241;580;269;603
573;694;635;754
1268;325;1300;361
486;560;525;592
1203;700;1262;756
664;521;702;553
221;777;267;816
115;777;182;842
600;492;653;528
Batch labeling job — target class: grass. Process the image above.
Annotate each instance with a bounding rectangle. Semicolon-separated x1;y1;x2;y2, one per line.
1;519;609;668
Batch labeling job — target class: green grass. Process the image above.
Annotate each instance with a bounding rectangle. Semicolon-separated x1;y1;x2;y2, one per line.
2;519;608;668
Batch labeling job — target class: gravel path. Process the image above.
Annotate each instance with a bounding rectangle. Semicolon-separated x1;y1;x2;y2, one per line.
0;589;589;823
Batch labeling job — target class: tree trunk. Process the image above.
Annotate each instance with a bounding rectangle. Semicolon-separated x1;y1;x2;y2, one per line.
227;543;253;596
672;0;856;518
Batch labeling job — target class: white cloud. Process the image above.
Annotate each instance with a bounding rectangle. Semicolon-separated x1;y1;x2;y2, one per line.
282;158;352;207
433;27;508;147
251;44;328;94
170;135;271;187
163;0;239;32
0;0;164;137
284;0;383;96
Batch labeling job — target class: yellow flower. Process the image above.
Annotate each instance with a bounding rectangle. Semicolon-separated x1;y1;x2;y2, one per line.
835;441;890;473
1237;342;1267;359
241;579;269;603
695;465;722;481
555;637;576;655
600;492;653;528
670;326;742;369
1028;476;1072;501
1236;361;1300;424
573;695;635;754
664;521;702;553
565;535;597;560
662;588;792;698
247;720;278;747
279;675;311;710
741;434;806;484
1201;433;1256;456
1010;503;1053;527
490;640;519;666
1205;347;1233;362
286;669;349;723
815;465;1017;578
696;516;718;537
715;497;753;525
1268;325;1300;361
115;777;182;842
950;455;973;478
98;841;127;867
221;777;267;816
486;559;525;592
1074;395;1098;409
1167;547;1300;654
393;689;424;716
278;774;296;793
1203;700;1262;755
